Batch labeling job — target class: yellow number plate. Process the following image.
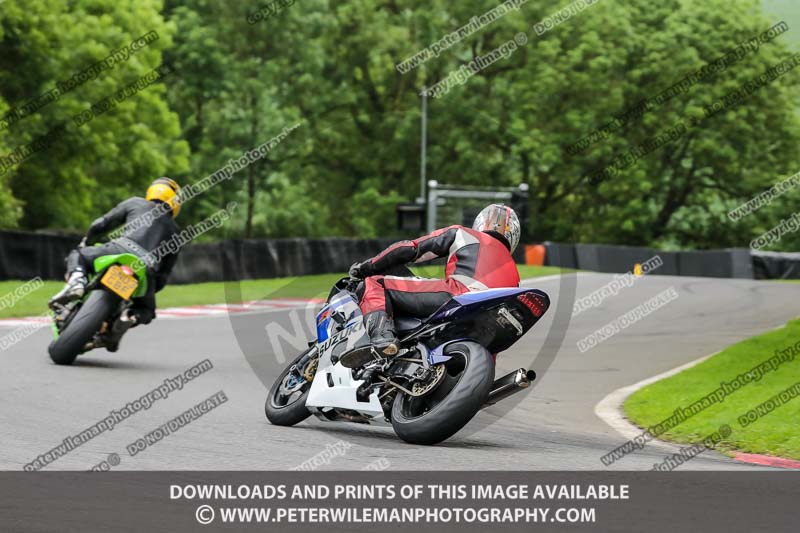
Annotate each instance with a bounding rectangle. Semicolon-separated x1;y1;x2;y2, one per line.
100;265;138;300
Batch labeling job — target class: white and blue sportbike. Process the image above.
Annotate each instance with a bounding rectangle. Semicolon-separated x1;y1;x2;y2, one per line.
265;276;549;445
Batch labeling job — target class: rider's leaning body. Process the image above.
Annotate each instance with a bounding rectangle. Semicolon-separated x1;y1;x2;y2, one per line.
49;178;183;330
341;204;521;368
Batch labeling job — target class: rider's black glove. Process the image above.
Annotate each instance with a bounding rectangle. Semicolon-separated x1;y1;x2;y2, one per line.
349;261;375;279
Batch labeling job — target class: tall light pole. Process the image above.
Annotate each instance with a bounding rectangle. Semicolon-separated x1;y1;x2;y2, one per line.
420;85;428;204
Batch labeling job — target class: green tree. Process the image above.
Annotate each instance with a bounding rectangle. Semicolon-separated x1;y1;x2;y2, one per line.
0;16;23;227
5;0;800;252
0;0;188;230
164;0;308;239
191;0;800;247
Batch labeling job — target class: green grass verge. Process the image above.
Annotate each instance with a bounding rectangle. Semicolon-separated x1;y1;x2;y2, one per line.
624;318;800;460
0;264;563;319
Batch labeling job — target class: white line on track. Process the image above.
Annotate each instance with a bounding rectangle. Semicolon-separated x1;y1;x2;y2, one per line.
595;320;790;444
594;353;717;446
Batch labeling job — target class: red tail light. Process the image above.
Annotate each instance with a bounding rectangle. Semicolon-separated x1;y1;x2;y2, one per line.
517;293;546;317
120;265;135;277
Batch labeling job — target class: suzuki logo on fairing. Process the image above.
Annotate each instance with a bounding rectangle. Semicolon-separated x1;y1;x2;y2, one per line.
318;322;364;353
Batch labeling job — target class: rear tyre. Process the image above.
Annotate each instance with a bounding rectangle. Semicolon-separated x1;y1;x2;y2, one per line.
49;290;118;365
265;349;315;426
391;341;494;445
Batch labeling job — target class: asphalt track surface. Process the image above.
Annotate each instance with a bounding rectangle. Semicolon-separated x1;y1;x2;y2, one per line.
1;273;798;471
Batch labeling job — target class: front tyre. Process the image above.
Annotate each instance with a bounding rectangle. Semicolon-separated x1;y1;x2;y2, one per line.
48;290;119;365
391;341;494;445
265;349;315;427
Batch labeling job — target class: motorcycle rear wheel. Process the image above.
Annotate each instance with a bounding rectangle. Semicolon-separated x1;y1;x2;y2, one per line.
391;341;494;445
49;290;119;365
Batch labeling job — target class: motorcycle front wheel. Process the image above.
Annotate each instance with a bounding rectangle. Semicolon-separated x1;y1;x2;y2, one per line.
265;349;316;426
391;341;494;445
48;290;119;365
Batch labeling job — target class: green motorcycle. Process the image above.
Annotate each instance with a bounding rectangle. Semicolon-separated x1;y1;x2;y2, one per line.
48;251;149;365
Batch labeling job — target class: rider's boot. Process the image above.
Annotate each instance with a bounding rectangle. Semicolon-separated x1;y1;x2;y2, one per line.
48;269;87;309
366;310;399;356
106;309;137;353
339;311;399;369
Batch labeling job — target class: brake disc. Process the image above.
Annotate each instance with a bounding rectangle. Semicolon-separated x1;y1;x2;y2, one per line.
410;363;446;397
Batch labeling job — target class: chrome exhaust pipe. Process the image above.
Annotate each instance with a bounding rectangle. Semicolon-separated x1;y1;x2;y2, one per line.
483;368;536;407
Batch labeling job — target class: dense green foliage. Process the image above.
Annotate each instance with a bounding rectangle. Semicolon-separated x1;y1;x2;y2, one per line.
1;0;800;249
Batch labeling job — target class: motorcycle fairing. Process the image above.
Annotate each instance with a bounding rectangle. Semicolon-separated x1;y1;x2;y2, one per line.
432;287;549;321
305;279;550;423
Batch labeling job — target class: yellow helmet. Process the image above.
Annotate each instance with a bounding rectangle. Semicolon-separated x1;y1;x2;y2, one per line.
145;177;181;218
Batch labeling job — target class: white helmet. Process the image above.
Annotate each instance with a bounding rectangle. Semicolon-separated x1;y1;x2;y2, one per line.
472;204;521;253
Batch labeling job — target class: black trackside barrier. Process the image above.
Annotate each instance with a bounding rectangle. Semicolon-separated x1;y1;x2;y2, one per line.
0;231;794;282
573;244;680;276
0;232;396;284
544;242;679;275
541;241;578;270
677;249;754;279
168;237;397;284
543;242;761;279
0;230;80;281
751;250;800;280
167;242;226;284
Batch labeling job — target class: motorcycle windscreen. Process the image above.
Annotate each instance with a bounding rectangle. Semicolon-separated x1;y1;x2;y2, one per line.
316;291;362;341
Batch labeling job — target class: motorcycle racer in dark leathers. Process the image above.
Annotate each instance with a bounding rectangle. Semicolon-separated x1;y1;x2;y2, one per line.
48;177;182;347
